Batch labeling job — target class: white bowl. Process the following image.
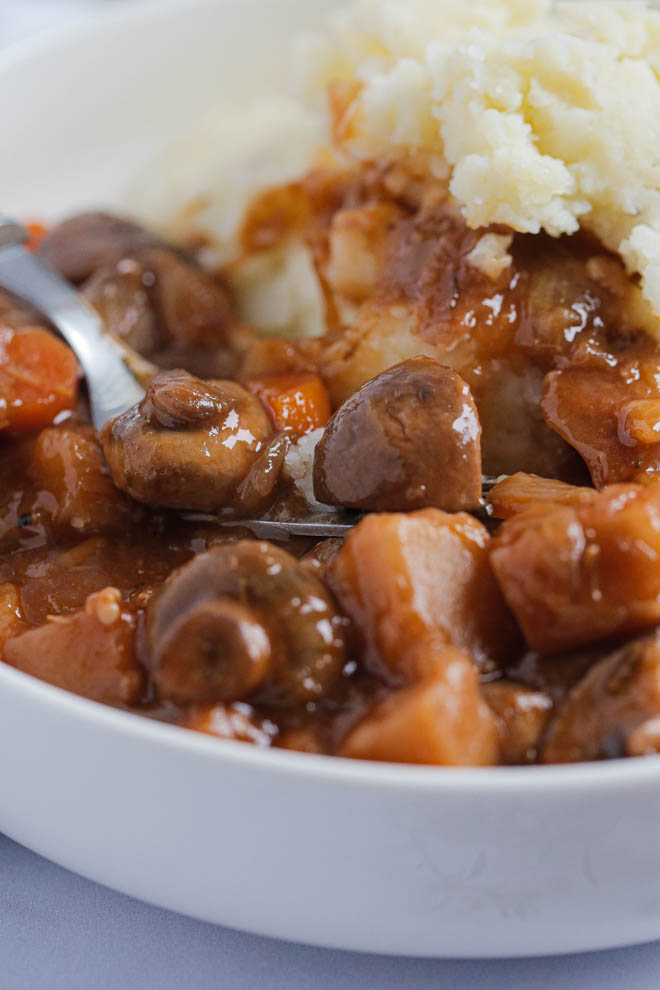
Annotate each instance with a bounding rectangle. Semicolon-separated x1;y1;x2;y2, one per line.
2;0;660;959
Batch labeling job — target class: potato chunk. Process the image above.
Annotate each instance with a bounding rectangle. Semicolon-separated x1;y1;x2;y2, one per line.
542;360;660;487
328;508;518;681
31;427;131;534
482;681;552;764
4;588;143;706
627;717;660;756
339;649;499;766
541;632;660;763
490;484;660;653
487;472;596;520
0;583;24;648
184;702;275;746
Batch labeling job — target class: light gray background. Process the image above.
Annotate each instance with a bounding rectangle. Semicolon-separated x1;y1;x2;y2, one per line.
5;833;660;990
2;2;660;986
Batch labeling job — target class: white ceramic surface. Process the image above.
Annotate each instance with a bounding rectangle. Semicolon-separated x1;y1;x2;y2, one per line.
2;0;660;959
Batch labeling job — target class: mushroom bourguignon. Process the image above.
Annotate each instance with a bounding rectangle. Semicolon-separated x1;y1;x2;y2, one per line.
5;177;660;768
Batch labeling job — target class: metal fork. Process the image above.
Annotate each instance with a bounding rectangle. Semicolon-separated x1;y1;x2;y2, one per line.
0;215;499;539
0;216;146;431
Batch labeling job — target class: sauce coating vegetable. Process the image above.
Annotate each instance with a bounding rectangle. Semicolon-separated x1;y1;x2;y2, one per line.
5;178;660;767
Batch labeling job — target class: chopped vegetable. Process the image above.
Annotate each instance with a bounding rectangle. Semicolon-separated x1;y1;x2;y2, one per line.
490;483;660;653
24;221;49;253
3;588;142;706
540;633;660;763
247;373;331;435
487;472;596;520
0;327;78;432
340;651;500;766
328;508;519;682
0;583;24;648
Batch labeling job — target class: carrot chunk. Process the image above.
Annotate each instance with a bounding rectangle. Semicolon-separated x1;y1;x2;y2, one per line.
24;221;49;253
0;327;78;432
247;373;331;435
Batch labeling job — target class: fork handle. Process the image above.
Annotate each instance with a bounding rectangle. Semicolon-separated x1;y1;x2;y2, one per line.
0;219;145;431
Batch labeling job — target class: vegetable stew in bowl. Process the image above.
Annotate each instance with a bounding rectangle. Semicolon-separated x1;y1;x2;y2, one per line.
4;178;660;768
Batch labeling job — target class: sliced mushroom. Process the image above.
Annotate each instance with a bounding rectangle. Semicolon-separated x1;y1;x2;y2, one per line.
143;541;348;705
313;357;482;513
234;432;290;515
101;370;274;512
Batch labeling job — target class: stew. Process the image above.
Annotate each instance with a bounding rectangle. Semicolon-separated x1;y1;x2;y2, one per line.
4;172;660;767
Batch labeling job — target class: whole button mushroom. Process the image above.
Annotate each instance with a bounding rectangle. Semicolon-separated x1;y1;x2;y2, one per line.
38;211;165;284
313;357;483;513
101;369;275;512
143;542;348;706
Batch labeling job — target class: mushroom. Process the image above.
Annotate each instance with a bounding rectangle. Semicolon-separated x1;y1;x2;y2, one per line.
38;211;165;284
313;357;482;513
142;541;348;705
101;369;275;512
540;631;660;763
44;212;247;377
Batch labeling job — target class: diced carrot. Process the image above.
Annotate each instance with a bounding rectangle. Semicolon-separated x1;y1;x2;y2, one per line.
24;221;49;253
0;327;78;433
247;373;331;435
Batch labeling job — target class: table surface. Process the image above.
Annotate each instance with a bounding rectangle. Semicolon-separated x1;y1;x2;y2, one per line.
3;2;660;986
5;833;660;990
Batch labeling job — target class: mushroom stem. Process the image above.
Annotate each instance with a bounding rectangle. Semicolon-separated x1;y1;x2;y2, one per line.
153;598;272;704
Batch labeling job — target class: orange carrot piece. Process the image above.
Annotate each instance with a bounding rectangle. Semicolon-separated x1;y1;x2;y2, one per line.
24;221;49;253
247;373;331;435
0;327;78;432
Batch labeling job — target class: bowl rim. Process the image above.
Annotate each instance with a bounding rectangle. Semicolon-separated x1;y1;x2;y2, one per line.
2;0;660;797
0;0;216;73
4;659;660;794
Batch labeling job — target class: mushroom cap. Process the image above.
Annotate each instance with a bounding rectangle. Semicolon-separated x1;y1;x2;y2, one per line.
144;541;348;705
101;370;273;512
153;598;272;705
313;356;482;513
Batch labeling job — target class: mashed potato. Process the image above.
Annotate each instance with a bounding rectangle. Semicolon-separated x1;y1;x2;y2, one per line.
128;96;326;337
136;0;660;331
302;0;660;313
